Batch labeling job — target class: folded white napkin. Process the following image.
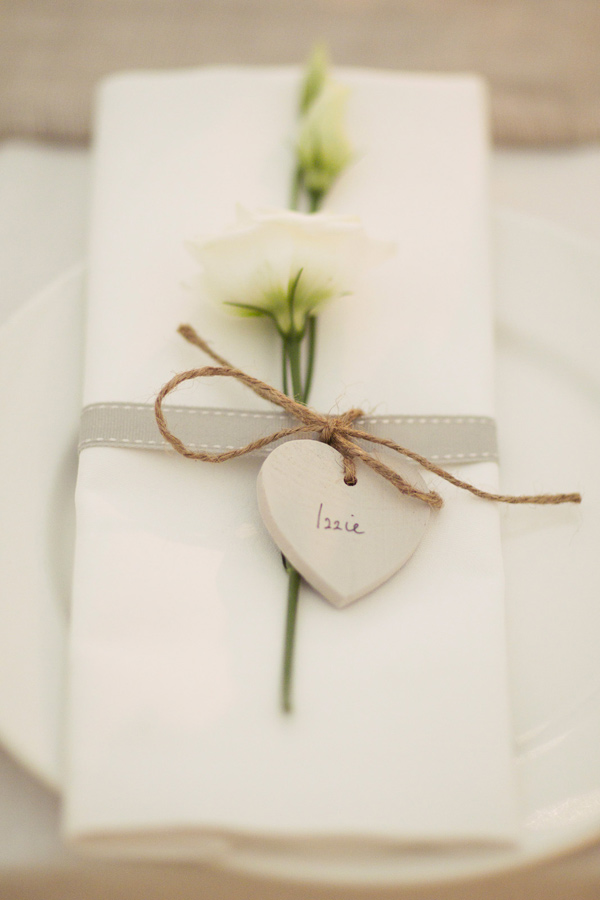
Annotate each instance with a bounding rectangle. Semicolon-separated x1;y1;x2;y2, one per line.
66;67;517;856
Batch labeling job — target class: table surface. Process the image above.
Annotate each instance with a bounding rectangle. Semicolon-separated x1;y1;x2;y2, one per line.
2;139;600;900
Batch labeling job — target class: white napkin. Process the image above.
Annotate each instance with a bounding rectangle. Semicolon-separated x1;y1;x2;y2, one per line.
65;67;518;856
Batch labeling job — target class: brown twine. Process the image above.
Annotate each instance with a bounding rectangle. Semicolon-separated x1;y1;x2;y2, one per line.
154;325;582;511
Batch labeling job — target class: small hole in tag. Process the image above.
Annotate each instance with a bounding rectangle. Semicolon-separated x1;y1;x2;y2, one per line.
344;475;358;487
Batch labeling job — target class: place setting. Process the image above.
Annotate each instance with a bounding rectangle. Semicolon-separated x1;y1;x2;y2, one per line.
1;46;600;892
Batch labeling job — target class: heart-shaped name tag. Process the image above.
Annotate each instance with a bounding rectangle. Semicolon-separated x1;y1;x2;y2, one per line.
257;440;431;608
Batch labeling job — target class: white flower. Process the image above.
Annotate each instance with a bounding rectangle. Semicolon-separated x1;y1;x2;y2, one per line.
296;81;353;198
188;207;393;336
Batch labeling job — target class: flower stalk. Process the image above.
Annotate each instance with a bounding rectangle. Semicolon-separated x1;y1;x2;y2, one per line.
281;316;321;711
279;46;353;713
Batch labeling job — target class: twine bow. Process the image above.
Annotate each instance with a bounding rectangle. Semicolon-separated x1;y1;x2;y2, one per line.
154;325;582;510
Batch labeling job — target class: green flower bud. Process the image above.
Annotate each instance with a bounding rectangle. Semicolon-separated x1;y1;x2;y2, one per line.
299;42;330;115
296;82;353;200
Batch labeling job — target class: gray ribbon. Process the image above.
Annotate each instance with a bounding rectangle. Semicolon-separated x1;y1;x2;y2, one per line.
79;402;498;465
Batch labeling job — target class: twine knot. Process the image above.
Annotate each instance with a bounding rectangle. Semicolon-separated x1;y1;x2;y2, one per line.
154;325;582;511
320;409;359;445
319;408;363;485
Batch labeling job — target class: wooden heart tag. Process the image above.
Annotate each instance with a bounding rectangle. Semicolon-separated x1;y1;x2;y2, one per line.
257;440;431;608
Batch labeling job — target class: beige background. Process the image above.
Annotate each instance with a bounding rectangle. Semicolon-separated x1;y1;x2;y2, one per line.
1;0;599;146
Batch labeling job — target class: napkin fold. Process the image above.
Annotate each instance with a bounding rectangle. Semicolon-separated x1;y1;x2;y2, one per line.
66;66;518;856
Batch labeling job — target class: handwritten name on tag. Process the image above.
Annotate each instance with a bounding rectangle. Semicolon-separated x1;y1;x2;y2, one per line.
316;503;365;534
257;440;431;608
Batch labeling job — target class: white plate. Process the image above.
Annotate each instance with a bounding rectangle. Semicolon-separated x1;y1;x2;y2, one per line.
1;209;600;885
0;264;83;790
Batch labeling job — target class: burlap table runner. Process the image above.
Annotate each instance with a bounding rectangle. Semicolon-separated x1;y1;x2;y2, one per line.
1;0;599;147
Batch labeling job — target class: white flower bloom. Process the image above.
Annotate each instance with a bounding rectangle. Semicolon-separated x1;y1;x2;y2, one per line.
297;81;353;198
188;207;393;336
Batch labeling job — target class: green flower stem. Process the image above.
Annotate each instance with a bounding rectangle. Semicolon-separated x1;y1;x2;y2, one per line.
280;331;305;713
302;316;317;403
309;189;323;213
286;334;304;402
281;340;289;396
290;166;303;211
280;120;326;712
282;563;301;713
280;172;324;713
